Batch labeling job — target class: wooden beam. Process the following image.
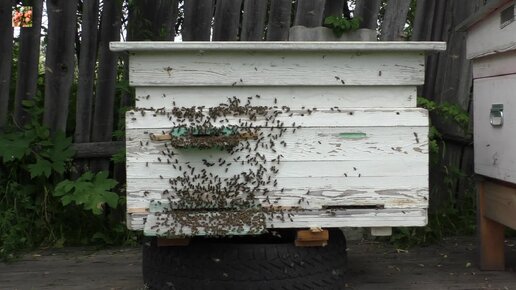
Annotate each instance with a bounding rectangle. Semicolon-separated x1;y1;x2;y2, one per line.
478;180;506;271
72;141;124;158
484;181;516;230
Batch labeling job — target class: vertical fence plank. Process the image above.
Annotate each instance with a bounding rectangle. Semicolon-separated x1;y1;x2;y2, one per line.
128;0;179;41
182;0;213;41
294;0;326;27
75;0;99;145
154;0;179;40
413;0;484;208
44;0;78;134
90;0;123;172
0;0;13;130
266;0;292;40
213;0;243;41
13;0;43;127
412;0;434;41
241;0;268;41
354;0;381;29
323;0;345;18
380;0;411;40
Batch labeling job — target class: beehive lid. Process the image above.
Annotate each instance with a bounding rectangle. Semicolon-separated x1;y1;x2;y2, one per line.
110;41;446;53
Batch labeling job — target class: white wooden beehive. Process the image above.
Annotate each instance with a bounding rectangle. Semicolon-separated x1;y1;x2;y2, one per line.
110;41;446;236
460;0;516;184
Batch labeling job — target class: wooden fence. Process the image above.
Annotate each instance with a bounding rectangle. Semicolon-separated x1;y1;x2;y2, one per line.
0;0;487;207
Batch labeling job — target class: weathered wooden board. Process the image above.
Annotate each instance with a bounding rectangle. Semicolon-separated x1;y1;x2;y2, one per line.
139;208;428;235
127;159;427;179
483;181;516;230
474;74;516;184
126;109;429;129
127;175;428;203
472;50;516;79
126;127;428;163
128;51;426;86
466;1;516;59
110;41;447;53
134;86;418;109
128;188;428;212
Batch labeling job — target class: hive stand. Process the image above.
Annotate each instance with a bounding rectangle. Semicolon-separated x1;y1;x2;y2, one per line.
478;179;516;270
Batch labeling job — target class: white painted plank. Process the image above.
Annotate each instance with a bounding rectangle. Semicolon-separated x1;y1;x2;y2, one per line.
466;1;516;59
126;109;429;129
126;127;428;163
139;208;428;234
110;41;446;53
127;186;428;211
127;177;428;210
472;50;516;79
129;51;425;86
134;86;418;109
126;159;428;179
127;175;427;197
474;74;516;184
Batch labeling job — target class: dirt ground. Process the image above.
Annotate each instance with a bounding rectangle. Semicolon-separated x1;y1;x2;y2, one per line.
1;236;515;290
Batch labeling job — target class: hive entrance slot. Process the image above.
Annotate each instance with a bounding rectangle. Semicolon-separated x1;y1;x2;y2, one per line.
322;205;385;210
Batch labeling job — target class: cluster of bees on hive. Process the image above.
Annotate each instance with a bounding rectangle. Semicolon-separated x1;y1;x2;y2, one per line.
134;95;320;237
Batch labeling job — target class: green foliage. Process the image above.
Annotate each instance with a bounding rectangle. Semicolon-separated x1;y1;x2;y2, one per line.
386;97;474;248
417;97;469;132
111;150;126;164
417;97;470;163
0;100;133;261
323;16;361;37
388;188;476;248
54;172;119;215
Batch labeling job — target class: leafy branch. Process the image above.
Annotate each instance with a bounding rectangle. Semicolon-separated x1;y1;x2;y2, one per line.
323;16;361;37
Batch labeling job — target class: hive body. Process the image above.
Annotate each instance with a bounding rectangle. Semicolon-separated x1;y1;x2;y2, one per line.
110;42;446;236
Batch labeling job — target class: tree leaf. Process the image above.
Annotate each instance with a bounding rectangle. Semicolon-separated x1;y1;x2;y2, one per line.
27;157;52;178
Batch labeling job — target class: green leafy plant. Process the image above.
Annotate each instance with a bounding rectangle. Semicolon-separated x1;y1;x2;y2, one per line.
385;97;474;248
54;171;119;215
323;16;361;37
0;99;131;261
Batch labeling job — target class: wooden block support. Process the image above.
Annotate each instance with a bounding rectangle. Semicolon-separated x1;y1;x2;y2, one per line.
478;180;505;271
371;227;392;236
157;237;191;247
295;229;329;247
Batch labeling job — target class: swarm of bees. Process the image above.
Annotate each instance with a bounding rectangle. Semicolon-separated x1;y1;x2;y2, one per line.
135;95;320;237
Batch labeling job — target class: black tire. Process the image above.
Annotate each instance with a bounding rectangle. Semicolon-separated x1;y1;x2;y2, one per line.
142;229;347;290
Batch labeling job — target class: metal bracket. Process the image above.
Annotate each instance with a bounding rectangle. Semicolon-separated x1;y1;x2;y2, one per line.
490;104;504;127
